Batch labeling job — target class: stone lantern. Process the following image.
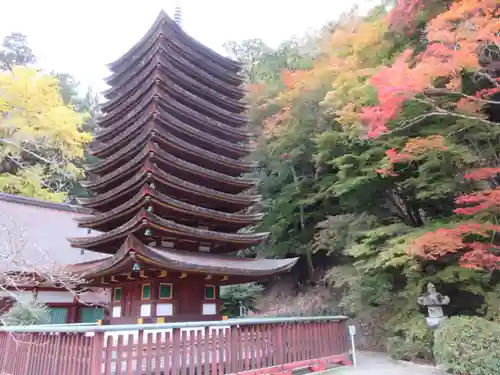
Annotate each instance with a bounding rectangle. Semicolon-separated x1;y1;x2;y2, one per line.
418;283;450;330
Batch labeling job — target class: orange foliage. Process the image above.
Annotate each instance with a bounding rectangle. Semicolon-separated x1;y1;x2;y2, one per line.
454;167;500;215
409;228;466;260
464;168;500;181
454;189;500;215
276;61;334;105
262;106;292;137
377;136;448;175
387;0;425;33
362;0;500;137
410;223;500;270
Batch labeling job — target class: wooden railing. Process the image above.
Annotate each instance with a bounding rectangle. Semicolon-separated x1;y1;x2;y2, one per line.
0;316;351;375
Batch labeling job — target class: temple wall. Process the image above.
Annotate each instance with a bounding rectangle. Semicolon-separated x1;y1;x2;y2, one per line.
109;276;222;324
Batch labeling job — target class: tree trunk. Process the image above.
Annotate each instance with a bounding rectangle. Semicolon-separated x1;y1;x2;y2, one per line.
289;162;316;282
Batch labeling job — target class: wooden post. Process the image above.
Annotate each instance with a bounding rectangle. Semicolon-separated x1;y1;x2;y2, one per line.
91;331;104;375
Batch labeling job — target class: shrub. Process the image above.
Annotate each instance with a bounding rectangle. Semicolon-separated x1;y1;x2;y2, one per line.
1;300;50;326
387;324;434;363
434;316;500;375
387;334;434;363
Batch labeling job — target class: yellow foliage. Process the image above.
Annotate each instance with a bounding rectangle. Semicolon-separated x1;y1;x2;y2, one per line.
0;66;92;202
260;14;393;137
321;17;392;130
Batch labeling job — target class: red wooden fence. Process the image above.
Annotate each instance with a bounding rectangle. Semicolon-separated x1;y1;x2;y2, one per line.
0;317;351;375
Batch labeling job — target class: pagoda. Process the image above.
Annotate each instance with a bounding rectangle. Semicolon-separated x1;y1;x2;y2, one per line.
66;10;298;324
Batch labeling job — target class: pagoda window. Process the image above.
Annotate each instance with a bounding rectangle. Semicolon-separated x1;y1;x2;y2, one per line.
156;303;174;316
159;283;173;299
112;306;121;318
141;283;152;300
202;303;217;315
140;304;152;317
113;287;122;302
204;285;215;300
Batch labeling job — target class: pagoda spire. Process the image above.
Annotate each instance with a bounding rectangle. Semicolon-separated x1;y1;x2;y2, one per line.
174;0;182;25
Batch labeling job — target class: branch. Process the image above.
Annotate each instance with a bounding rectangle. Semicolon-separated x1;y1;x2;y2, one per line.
4;154;71;196
424;88;500;106
0;137;78;186
0;219;102;326
383;98;497;137
0;138;58;166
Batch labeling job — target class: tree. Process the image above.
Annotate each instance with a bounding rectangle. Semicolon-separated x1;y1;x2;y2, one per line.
1;301;50;326
0;66;91;202
219;283;264;318
0;33;36;71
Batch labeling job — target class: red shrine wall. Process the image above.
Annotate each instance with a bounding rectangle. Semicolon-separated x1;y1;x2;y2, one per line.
107;276;222;324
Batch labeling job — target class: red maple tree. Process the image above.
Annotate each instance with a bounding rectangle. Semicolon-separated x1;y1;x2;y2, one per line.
362;0;500;137
411;167;500;270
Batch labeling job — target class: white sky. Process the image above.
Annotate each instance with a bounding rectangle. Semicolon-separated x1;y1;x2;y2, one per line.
1;0;377;93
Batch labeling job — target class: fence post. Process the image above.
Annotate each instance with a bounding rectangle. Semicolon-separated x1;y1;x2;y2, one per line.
0;332;12;373
91;332;104;375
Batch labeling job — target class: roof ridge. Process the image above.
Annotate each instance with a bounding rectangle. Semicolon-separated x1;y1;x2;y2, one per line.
0;192;91;214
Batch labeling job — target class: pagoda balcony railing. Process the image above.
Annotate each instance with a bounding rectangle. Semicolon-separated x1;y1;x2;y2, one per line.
0;315;352;375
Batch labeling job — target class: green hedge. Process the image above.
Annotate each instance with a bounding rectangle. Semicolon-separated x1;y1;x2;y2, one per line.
434;316;500;375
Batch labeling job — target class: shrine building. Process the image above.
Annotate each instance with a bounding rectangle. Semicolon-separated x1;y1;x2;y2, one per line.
0;193;107;324
66;11;299;324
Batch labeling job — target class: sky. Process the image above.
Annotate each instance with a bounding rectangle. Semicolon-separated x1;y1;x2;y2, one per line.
1;0;377;93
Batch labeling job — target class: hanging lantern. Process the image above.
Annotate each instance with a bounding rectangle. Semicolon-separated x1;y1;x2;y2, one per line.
132;263;140;272
144;229;152;236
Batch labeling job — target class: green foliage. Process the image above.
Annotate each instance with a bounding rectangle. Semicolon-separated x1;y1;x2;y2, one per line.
434;316;500;375
2;301;50;326
220;283;264;318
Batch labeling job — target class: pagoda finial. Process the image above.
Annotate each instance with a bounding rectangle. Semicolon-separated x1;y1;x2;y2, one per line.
174;0;182;26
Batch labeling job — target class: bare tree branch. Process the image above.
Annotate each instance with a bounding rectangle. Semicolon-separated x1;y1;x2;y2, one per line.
0;218;107;326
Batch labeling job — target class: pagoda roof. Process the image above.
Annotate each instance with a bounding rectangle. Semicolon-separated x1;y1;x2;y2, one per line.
102;52;247;113
85;122;256;176
77;161;261;212
107;10;240;78
68;209;270;253
81;143;258;194
106;40;243;100
98;80;248;138
74;186;263;231
90;103;253;160
66;235;297;282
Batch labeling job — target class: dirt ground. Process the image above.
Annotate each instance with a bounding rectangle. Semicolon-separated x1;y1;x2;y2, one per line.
329;352;444;375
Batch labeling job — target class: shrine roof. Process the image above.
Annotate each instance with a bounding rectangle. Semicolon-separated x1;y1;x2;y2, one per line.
0;193;106;272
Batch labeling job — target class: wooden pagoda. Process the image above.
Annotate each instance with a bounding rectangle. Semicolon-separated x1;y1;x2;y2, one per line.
67;10;298;324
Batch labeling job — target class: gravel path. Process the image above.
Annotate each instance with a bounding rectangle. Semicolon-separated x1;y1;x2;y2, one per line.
330;352;444;375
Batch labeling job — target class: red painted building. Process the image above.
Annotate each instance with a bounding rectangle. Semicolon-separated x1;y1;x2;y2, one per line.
65;11;298;324
0;193;108;323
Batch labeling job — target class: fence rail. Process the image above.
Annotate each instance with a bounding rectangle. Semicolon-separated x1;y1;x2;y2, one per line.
0;316;351;375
